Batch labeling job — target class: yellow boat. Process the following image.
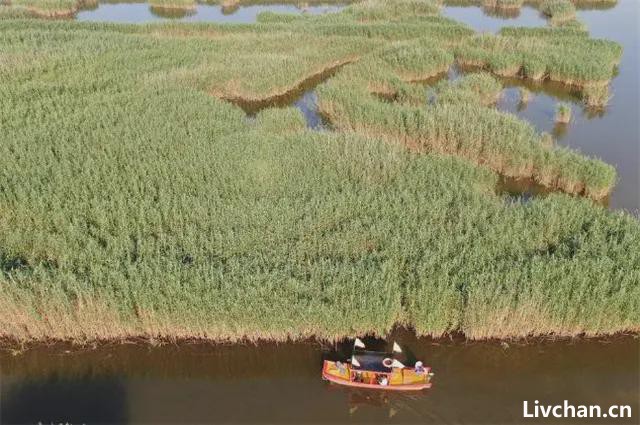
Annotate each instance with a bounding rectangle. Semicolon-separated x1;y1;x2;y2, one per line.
322;339;433;391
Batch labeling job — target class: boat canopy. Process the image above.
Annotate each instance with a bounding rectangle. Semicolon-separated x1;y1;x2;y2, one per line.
351;350;394;373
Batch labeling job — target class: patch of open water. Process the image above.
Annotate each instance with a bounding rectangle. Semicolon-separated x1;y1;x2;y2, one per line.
1;333;638;424
76;1;346;23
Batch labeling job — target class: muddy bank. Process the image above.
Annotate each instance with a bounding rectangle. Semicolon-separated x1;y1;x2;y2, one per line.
2;328;638;352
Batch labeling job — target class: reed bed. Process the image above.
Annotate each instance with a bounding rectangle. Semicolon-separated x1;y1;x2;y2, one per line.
344;0;441;22
317;64;616;199
541;0;576;22
7;0;86;16
377;41;454;81
149;0;196;10
555;102;572;123
455;29;622;89
582;84;611;107
442;0;618;12
434;72;503;105
0;6;637;343
254;107;307;133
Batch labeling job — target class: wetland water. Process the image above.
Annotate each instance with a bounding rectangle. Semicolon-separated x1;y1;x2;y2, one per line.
1;335;638;424
442;0;639;211
72;1;639;210
1;4;638;424
76;2;345;23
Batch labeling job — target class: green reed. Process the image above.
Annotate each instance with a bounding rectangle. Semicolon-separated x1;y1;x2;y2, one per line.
0;3;636;343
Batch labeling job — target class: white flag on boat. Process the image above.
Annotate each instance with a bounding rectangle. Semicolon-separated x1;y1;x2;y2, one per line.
354;338;365;349
391;359;405;369
392;341;403;353
351;356;361;367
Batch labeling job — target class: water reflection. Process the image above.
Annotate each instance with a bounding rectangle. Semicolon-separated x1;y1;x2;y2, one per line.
150;5;196;18
76;1;346;23
293;89;328;130
2;377;128;424
441;4;547;33
440;0;639;210
78;0;639;211
1;334;637;424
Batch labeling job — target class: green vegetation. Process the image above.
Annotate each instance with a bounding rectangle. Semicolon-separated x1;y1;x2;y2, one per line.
377;41;454;81
317;58;615;198
435;72;503;105
541;132;554;148
6;0;89;16
442;0;618;11
0;1;637;343
345;0;441;21
541;0;576;23
555;102;572;123
456;28;622;86
582;84;611;107
254;107;307;133
482;0;523;10
149;0;196;10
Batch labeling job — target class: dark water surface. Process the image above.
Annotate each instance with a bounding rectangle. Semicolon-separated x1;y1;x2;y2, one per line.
1;335;638;424
76;2;345;23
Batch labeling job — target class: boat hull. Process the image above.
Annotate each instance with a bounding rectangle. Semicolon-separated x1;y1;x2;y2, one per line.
322;361;432;391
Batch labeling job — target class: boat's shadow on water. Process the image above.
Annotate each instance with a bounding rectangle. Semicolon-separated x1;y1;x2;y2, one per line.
0;377;129;424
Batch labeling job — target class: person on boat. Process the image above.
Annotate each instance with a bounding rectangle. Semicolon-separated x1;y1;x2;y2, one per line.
377;374;389;386
414;361;426;373
336;361;346;374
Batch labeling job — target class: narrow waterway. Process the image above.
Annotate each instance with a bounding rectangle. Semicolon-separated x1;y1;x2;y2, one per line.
1;334;638;424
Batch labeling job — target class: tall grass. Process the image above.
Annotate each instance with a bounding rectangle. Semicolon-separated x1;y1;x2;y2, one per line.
541;0;576;23
254;106;307;133
0;8;636;343
519;87;531;104
317;62;616;199
149;0;196;10
344;0;441;22
555;102;572;123
455;29;622;87
377;41;454;81
8;0;84;16
442;0;618;12
482;0;522;10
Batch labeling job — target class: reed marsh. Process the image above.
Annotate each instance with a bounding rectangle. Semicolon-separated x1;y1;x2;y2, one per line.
455;29;622;87
317;63;616;199
0;1;637;344
541;0;577;21
149;0;196;10
6;0;90;16
555;102;572;123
